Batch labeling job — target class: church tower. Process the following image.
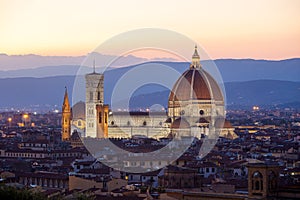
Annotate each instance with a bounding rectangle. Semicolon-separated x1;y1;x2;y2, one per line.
62;87;72;141
85;61;108;138
248;163;279;198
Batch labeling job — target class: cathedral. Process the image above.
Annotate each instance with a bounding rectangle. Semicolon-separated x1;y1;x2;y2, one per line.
62;47;236;140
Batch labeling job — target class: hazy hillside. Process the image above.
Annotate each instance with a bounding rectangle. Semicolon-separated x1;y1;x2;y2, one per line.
0;59;299;109
0;76;75;107
128;80;300;109
0;75;299;109
1;58;300;82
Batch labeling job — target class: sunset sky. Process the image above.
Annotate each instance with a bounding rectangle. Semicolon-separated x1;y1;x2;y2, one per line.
1;0;299;60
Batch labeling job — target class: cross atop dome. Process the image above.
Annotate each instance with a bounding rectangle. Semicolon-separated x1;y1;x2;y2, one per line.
190;45;201;69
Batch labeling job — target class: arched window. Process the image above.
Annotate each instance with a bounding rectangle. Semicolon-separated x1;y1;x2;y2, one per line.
97;91;100;101
90;92;93;101
253;171;263;178
252;171;263;191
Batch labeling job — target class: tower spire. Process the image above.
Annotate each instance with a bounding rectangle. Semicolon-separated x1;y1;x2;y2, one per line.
63;86;70;110
190;45;201;69
62;86;71;141
93;59;96;73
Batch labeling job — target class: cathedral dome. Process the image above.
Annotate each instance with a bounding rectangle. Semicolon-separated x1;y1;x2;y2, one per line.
168;46;223;104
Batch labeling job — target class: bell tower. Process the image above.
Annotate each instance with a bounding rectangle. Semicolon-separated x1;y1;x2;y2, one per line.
248;163;279;198
62;87;72;141
85;60;108;138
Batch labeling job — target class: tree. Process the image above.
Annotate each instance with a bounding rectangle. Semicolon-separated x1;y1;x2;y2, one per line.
0;186;45;200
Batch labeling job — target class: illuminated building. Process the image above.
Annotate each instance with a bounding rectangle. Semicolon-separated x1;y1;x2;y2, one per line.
62;87;72;141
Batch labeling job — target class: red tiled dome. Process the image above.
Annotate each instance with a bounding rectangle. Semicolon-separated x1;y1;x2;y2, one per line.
169;68;223;102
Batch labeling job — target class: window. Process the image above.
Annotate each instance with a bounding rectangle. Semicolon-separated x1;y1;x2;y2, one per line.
252;171;263;191
212;168;215;173
180;110;185;115
99;112;102;123
97;91;100;100
105;112;108;124
206;168;209;173
90;92;93;101
255;181;260;190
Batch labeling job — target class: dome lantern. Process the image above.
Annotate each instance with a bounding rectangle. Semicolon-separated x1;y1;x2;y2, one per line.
190;45;201;69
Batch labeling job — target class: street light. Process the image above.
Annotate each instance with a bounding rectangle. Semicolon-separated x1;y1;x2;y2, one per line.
22;114;29;127
23;114;29;119
8;117;12;128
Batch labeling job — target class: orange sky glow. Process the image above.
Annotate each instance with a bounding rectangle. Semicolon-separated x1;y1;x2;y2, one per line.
0;0;299;60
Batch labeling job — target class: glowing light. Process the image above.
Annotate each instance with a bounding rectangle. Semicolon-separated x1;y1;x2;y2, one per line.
23;114;29;119
8;117;12;122
252;106;260;111
54;109;59;113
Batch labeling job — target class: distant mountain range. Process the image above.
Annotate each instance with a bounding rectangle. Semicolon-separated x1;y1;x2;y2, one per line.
0;59;299;110
0;52;150;71
1;58;300;82
128;80;300;109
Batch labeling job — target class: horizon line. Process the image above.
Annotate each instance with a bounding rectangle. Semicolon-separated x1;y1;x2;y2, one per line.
1;52;299;62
